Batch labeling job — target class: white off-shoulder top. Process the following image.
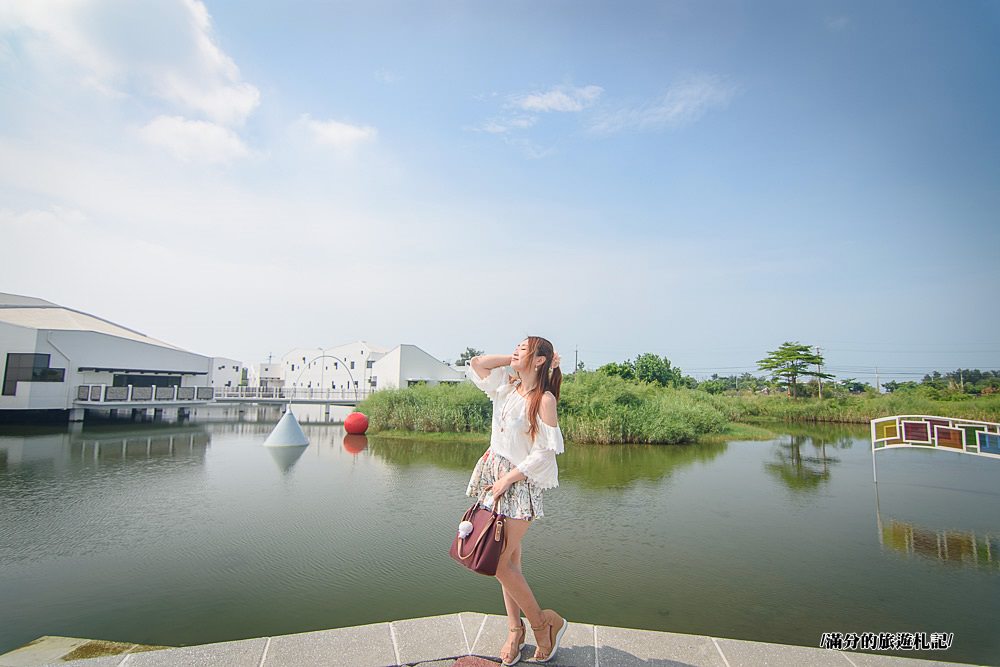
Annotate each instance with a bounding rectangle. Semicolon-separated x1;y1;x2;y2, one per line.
466;364;565;489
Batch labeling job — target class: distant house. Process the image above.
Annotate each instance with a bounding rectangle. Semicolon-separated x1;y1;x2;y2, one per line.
209;357;245;389
251;341;463;395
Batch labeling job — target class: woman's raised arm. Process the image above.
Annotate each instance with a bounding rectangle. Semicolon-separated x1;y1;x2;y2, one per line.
469;354;511;380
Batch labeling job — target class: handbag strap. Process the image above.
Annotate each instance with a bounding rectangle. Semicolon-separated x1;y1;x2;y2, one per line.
457;497;505;561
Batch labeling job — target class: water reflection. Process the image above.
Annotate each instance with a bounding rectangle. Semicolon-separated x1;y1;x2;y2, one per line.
74;428;210;464
878;515;999;571
764;432;853;492
267;446;307;474
0;423;211;472
366;436;728;489
343;434;368;455
875;485;1000;571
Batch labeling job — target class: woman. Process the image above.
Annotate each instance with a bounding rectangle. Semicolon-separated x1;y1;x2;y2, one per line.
466;336;568;665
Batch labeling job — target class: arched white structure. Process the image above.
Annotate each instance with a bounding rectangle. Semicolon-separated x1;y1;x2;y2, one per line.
871;414;1000;482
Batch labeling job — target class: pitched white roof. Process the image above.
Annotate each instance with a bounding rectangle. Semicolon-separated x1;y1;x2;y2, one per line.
0;293;185;351
0;293;57;307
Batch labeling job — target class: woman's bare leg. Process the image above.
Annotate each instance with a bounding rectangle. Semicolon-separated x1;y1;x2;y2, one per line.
500;544;523;625
494;518;543;626
498;543;524;663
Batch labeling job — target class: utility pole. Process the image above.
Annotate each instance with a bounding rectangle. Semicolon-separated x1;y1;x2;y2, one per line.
574;346;578;373
815;347;823;399
875;365;880;393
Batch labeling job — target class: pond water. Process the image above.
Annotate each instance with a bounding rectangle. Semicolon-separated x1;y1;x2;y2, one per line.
1;416;998;664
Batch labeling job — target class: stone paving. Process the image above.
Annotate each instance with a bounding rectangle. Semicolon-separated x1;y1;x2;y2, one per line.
0;613;979;667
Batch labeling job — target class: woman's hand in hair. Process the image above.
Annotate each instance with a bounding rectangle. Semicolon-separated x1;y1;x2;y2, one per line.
551;351;560;370
470;354;512;380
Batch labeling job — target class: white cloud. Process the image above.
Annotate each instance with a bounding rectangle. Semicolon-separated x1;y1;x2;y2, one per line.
138;115;251;163
471;115;537;134
589;75;737;134
300;115;378;151
507;116;537;129
510;84;603;113
0;0;260;125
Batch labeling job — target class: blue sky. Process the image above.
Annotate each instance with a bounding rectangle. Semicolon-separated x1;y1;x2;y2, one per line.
1;1;998;383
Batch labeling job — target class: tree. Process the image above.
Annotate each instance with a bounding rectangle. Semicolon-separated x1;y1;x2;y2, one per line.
598;353;692;387
597;360;635;381
757;342;834;397
455;347;484;366
838;378;871;394
634;353;682;387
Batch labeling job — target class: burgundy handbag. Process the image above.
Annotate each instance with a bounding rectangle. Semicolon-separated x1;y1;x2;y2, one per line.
449;498;506;576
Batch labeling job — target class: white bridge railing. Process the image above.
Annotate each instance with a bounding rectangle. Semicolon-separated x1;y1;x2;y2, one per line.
213;386;371;402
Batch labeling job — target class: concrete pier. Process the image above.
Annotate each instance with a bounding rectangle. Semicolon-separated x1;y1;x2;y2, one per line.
0;613;977;667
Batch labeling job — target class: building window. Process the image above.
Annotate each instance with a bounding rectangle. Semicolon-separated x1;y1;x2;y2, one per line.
370;377;377;386
366;360;374;369
334;362;339;369
3;353;66;396
291;364;295;371
113;375;180;388
354;380;359;387
350;361;355;369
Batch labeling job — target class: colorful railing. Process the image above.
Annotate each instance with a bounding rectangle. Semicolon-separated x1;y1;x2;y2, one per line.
870;414;1000;481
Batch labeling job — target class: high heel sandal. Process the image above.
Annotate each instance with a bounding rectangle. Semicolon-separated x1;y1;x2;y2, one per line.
530;609;567;663
501;619;526;666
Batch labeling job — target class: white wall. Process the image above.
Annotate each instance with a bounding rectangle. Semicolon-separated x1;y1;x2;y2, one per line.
1;323;213;411
251;362;283;388
370;344;465;389
278;342;386;391
209;357;244;388
398;345;465;386
371;347;401;389
0;322;52;410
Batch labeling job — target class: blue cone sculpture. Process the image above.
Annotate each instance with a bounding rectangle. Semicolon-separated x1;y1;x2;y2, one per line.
263;405;309;447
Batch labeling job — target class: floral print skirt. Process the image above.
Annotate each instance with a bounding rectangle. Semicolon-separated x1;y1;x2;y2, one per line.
466;448;544;520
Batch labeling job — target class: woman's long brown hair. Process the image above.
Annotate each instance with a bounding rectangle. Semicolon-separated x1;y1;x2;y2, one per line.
514;336;562;441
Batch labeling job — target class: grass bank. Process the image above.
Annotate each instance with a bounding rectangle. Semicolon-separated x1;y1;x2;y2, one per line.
358;372;1000;445
702;391;1000;424
360;372;728;444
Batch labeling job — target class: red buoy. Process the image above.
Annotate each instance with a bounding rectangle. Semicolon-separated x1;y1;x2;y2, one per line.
345;411;369;435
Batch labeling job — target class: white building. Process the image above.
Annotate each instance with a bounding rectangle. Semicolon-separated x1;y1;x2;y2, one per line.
249;362;283;389
0;292;216;420
208;357;245;389
252;340;463;397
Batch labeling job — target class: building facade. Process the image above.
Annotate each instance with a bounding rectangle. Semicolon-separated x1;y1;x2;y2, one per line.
249;341;463;397
0;293;215;420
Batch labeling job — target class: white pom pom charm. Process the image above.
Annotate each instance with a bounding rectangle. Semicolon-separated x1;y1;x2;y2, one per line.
458;520;474;539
